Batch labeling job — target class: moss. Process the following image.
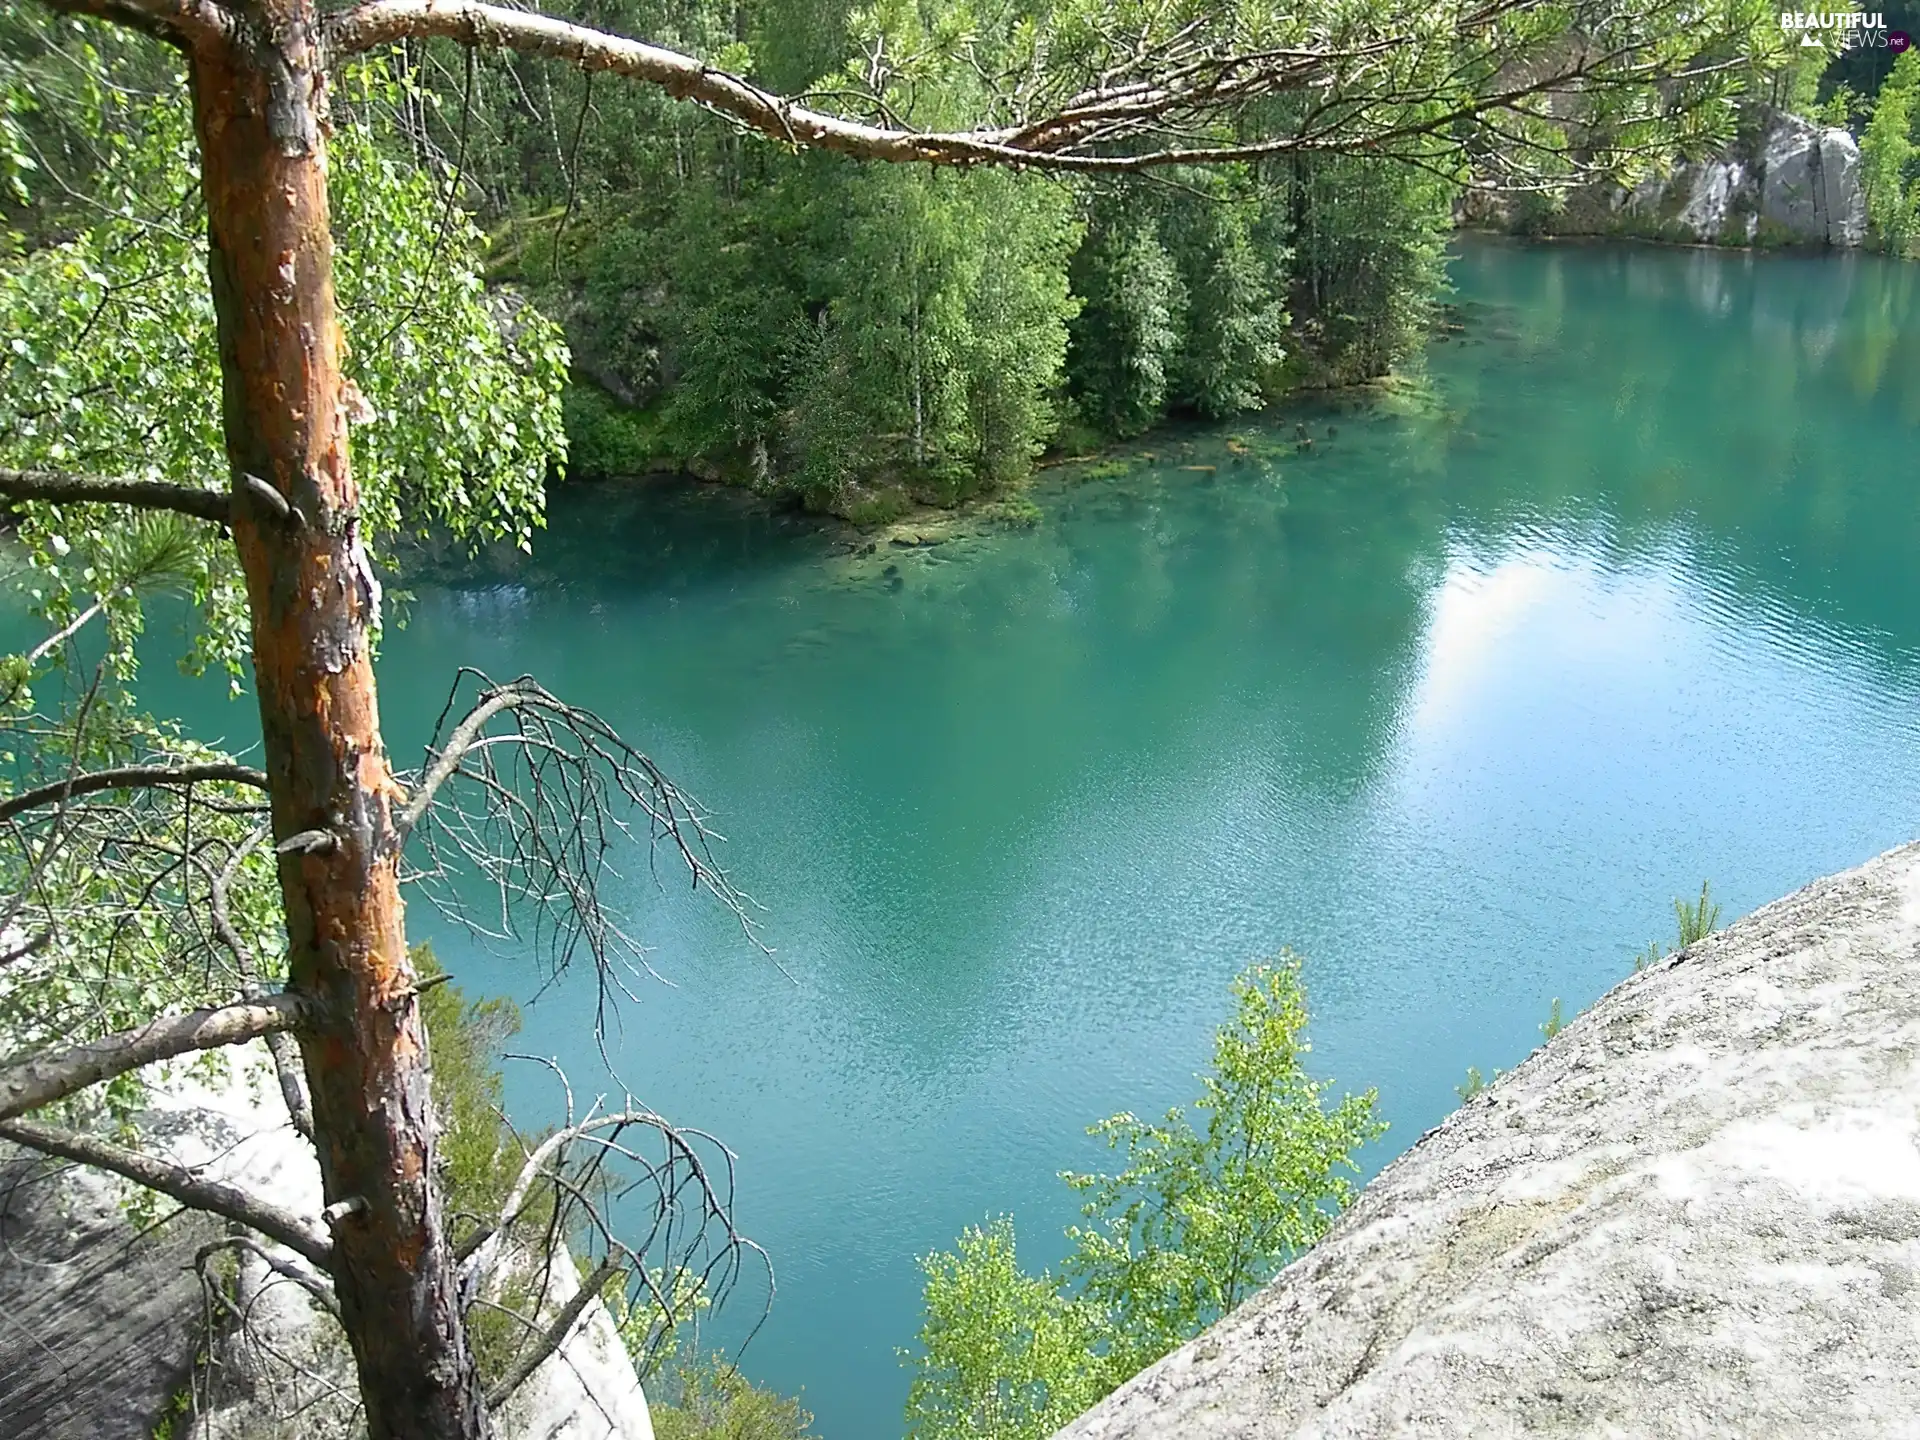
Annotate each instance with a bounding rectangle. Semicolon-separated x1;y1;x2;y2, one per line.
1751;216;1814;250
831;484;913;527
990;494;1044;527
1048;416;1109;458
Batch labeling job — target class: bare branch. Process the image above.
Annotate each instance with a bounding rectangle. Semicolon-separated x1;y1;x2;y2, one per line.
393;680;527;838
0;762;269;825
401;670;763;1029
0;1116;332;1268
483;1259;619;1411
0;468;231;526
456;1079;771;1380
197;1233;341;1318
200;823;315;1139
0;993;312;1122
21;593;116;670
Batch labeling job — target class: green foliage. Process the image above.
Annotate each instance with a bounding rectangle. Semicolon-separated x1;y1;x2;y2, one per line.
149;1382;193;1440
1066;204;1186;439
0;716;276;1127
651;1356;818;1440
1539;996;1564;1042
1168;191;1288;418
905;956;1382;1439
1283;153;1454;386
1456;1065;1492;1102
0;23;569;688
410;946;555;1386
605;1263;715;1378
445;0;1766;507
1062;956;1385;1365
414;945;526;1237
778;159;1079;504
1673;881;1721;948
906;1219;1113;1440
565;381;671;479
1636;879;1722;970
1862;55;1920;256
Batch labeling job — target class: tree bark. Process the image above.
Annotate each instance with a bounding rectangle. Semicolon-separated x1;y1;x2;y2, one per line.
0;994;307;1122
185;6;490;1435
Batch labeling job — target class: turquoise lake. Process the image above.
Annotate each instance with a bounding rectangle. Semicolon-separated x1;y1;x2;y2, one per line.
135;237;1920;1435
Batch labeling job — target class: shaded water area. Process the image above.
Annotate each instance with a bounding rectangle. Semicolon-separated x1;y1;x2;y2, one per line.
135;237;1920;1435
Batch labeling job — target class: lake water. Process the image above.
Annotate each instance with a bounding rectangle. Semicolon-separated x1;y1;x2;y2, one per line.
135;237;1920;1436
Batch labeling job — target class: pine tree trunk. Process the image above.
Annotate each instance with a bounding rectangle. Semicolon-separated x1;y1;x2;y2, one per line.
187;9;491;1437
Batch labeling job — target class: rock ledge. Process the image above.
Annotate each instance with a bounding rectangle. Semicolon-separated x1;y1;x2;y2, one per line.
1057;839;1920;1439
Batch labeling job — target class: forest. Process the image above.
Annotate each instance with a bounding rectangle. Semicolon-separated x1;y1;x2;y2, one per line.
1;0;1918;1436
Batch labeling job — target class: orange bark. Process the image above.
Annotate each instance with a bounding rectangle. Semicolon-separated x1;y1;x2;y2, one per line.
187;5;490;1434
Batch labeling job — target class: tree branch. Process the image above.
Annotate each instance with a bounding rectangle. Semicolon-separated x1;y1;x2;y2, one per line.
29;0;233;50
0;469;231;526
0;762;269;825
392;679;527;839
0;1116;332;1268
483;1259;620;1410
319;0;1331;170
197;1233;341;1318
320;0;1684;175
0;993;311;1122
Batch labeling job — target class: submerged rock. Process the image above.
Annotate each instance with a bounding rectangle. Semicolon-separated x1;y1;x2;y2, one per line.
1056;838;1920;1438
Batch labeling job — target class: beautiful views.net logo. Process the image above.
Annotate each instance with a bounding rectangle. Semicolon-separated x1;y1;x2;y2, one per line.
1778;11;1912;50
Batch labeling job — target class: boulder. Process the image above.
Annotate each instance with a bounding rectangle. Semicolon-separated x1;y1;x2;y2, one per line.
0;1151;219;1440
1759;115;1868;248
1056;838;1920;1438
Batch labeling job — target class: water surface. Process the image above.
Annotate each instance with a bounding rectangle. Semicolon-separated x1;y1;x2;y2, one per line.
139;238;1920;1436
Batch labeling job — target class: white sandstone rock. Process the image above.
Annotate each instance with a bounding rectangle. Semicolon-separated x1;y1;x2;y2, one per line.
1057;838;1920;1439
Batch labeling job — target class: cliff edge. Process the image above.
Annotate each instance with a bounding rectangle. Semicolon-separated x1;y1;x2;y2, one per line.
1057;838;1920;1438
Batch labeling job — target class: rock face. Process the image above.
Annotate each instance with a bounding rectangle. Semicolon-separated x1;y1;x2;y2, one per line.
1478;110;1868;248
0;1153;218;1439
1056;838;1920;1439
1757;115;1868;247
0;1047;656;1440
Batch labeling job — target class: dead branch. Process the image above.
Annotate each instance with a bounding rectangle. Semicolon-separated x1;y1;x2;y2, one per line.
202;824;314;1139
454;1067;771;1387
400;670;761;1028
197;1232;341;1318
0;992;310;1121
483;1258;619;1410
0;1116;332;1267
